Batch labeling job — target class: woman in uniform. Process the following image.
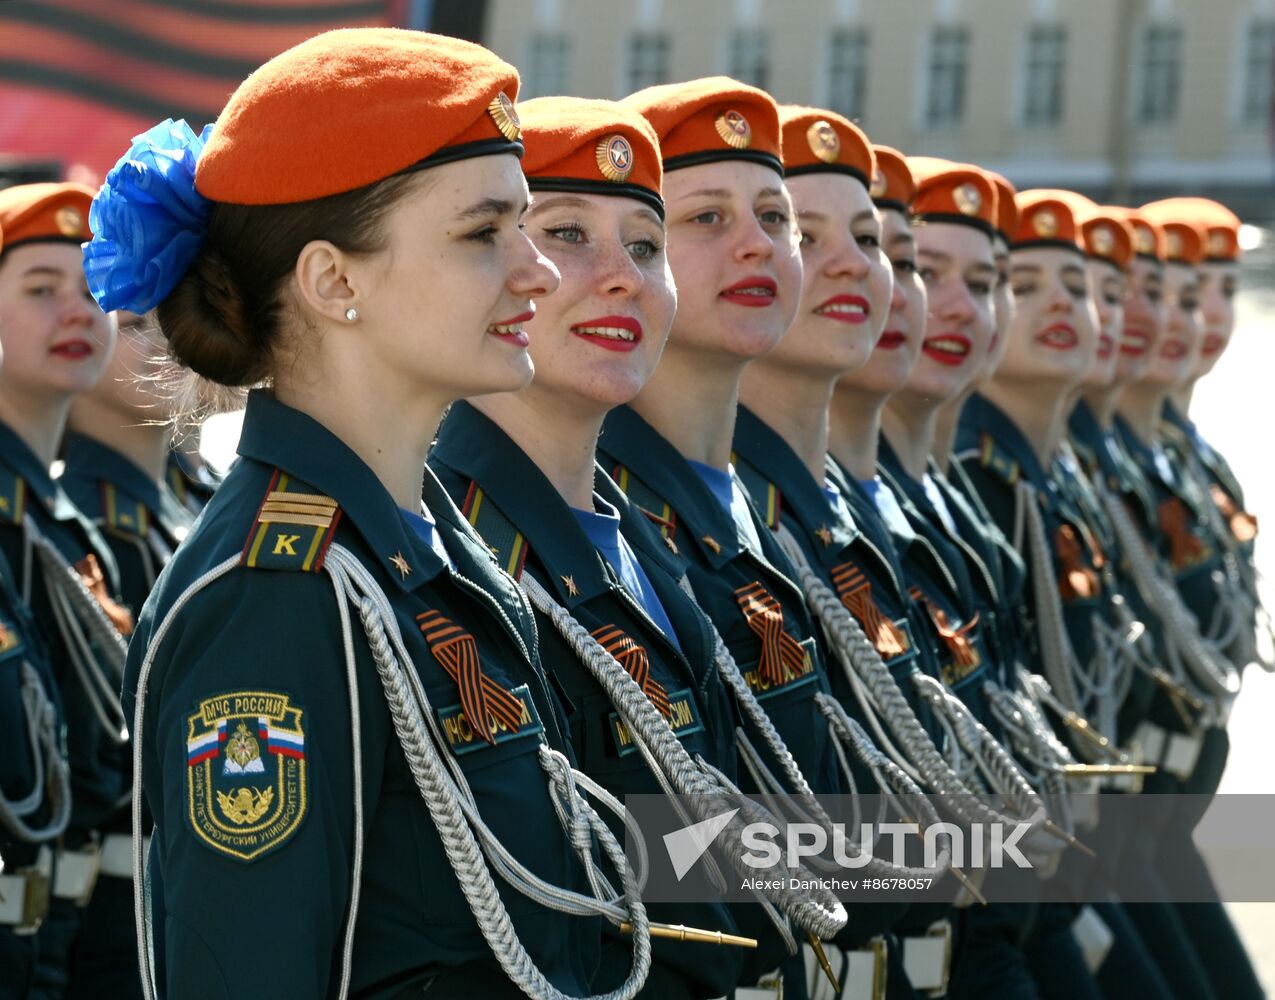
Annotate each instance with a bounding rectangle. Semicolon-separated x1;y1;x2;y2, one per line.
0;182;138;1000
59;308;195;615
0;215;73;998
430;94;772;999
86;29;655;1000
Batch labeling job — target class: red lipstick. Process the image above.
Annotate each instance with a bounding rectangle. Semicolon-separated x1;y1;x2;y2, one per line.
720;276;778;307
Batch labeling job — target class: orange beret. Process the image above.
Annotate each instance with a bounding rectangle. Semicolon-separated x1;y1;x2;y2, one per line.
1142;197;1240;262
623;76;782;175
1141;201;1206;265
518;97;664;217
1012;190;1085;254
778;105;873;185
984;171;1018;243
196;28;522;205
1109;208;1165;262
868;146;915;212
907;157;997;237
1022;189;1133;268
0;182;94;253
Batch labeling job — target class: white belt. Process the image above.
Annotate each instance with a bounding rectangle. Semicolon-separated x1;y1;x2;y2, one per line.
902;920;952;996
1071;904;1115;973
100;832;143;878
1131;721;1202;781
733;966;784;999
53;833;144;905
803;936;888;1000
0;846;53;933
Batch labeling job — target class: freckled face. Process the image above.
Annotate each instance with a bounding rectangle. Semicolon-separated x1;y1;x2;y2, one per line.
660;160;803;362
521;192;676;410
768;172;892;379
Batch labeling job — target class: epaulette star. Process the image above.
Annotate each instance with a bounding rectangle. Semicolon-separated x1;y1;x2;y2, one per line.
389;551;412;578
562;575;579;597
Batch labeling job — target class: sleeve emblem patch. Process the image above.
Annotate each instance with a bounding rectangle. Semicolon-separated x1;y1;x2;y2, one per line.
185;691;308;862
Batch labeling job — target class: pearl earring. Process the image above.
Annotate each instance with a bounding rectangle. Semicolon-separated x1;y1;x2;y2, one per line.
345;307;359;322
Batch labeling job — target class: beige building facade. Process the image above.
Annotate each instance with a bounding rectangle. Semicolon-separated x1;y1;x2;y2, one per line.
482;0;1275;207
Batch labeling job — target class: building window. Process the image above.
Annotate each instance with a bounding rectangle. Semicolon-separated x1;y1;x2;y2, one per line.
1240;20;1275;125
627;32;670;91
827;29;869;121
1136;23;1181;125
729;29;769;89
1022;24;1066;127
925;26;969;128
524;33;570;99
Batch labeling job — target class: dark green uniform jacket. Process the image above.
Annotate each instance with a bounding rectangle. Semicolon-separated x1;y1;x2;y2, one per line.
431;400;748;997
956;394;1129;750
165;449;218;516
0;419;129;844
599;406;909;957
1112;415;1234;665
1066;402;1163;741
875;438;997;727
600;405;840;800
60;431;195;618
0;543;62;866
1160;401;1260;623
122;391;599;999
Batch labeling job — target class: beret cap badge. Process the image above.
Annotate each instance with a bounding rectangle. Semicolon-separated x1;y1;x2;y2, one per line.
1091;225;1115;255
55;205;83;237
595;134;635;182
714;109;753;149
869;169;887;198
488;92;522;142
953;182;982;216
806;120;841;163
1033;209;1059;238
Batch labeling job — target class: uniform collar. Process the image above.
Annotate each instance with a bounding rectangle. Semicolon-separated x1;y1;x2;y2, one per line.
958;393;1052;492
0;418;79;521
600;405;750;567
61;431;165;514
236;390;445;592
732;405;859;550
594;465;688;581
432;401;618;608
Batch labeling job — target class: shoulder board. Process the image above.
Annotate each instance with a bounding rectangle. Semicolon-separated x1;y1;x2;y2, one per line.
0;467;27;526
240;471;341;573
729;452;781;530
100;482;150;537
977;433;1020;486
461;481;529;581
608;463;679;541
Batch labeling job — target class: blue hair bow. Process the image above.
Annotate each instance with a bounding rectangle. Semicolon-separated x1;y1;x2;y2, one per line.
83;118;214;314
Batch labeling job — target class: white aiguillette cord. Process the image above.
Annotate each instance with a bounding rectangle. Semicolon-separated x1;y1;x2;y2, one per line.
0;659;72;844
24;516;130;744
520;572;849;949
677;575;953;884
773;524;1060;856
131;548;653;1000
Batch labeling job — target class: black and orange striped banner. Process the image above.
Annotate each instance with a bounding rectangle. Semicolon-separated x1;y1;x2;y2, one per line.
0;0;408;182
